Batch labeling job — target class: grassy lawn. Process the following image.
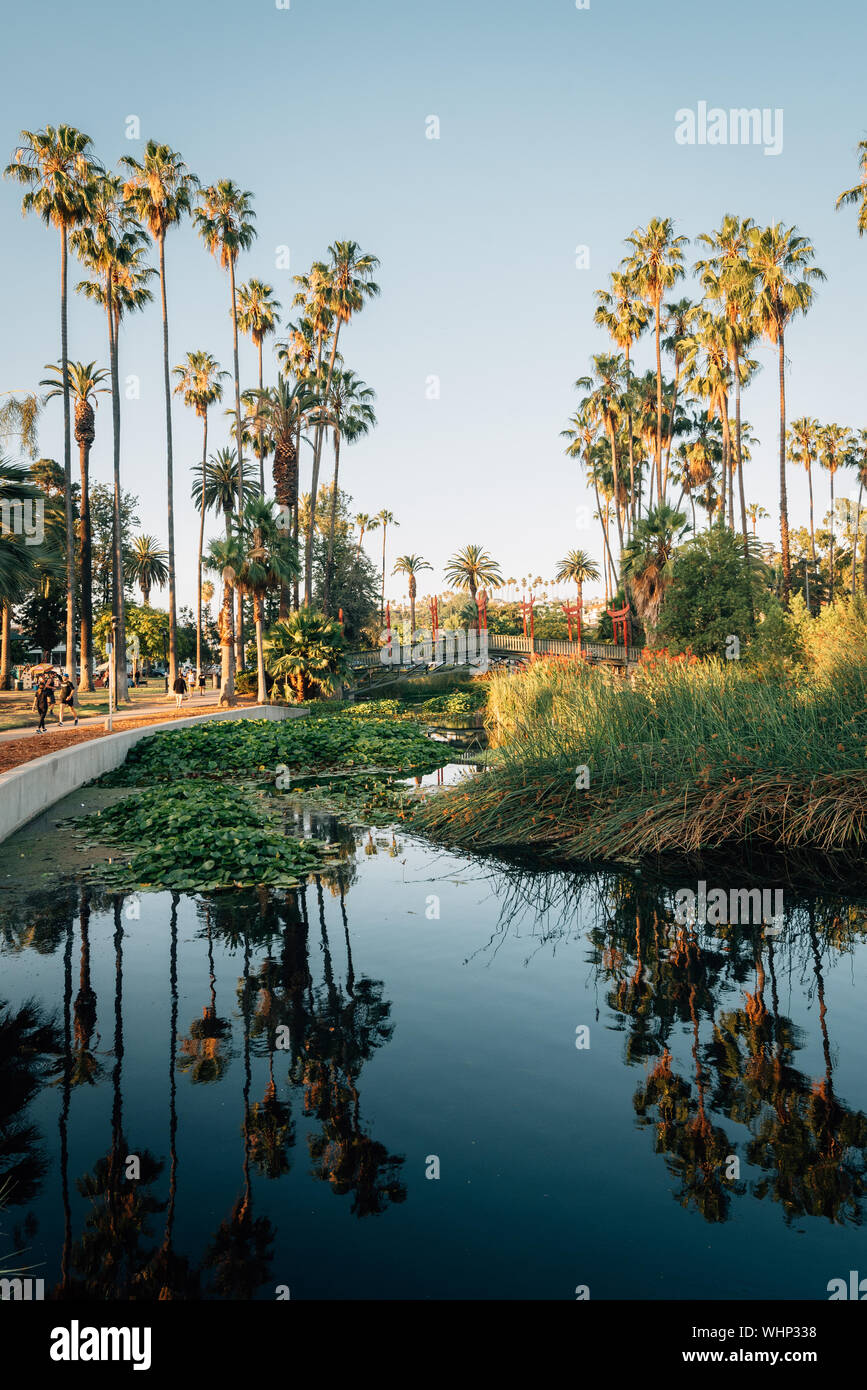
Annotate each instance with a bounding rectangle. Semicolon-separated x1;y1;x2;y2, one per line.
0;682;177;733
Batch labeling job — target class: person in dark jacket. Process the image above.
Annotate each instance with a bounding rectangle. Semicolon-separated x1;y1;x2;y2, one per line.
33;677;55;734
172;673;188;709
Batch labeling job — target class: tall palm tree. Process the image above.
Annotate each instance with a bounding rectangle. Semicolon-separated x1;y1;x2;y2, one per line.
818;423;855;601
786;417;820;562
236;279;281;493
73;173;154;702
248;376;320;616
174;350;229;678
444;544;504;607
661;296;699;502
6;125;101;676
745;502;769;534
39;361;109;690
323;369;377;615
204;535;241;706
298;244;380;604
554;549;601;641
744;223;825;600
624;218;688;503
594;269;649;528
191;447;258;541
121;142;199;685
392;555;432;635
574;356;628;550
375;509;398;622
354;512;376;554
836;139;867;236
128;535;168;606
232;497;298;702
695;215;757;548
194;181;257;665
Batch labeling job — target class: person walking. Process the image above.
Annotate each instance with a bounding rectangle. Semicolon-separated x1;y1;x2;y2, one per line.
172;672;188;710
57;672;79;726
197;669;206;697
33;677;55;735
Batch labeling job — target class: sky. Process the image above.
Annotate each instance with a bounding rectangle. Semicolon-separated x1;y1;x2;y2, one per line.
1;0;865;611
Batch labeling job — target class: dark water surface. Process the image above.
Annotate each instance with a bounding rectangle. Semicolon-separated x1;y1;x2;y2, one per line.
1;785;866;1301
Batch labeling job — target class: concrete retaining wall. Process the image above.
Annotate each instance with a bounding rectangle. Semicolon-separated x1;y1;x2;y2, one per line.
0;704;307;845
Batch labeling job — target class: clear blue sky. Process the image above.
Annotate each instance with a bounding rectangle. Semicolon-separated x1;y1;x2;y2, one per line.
1;0;865;609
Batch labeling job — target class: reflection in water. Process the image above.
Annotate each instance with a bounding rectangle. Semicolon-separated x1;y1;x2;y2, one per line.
2;829;867;1299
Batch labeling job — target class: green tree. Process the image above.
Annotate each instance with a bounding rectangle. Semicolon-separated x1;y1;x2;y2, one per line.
265;609;348;702
236;279;281;492
620;503;688;638
392;554;432;634
655;527;769;657
554;549;600;637
232;497;298;703
444;544;503;609
128;535;168;606
836;139;867;237
323;370;376;615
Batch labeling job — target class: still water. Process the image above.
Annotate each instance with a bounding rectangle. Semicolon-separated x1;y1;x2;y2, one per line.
1;785;866;1301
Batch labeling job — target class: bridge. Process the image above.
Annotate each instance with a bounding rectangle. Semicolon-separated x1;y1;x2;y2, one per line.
345;633;642;691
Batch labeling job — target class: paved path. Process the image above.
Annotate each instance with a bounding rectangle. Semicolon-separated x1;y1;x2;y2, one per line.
0;690;222;744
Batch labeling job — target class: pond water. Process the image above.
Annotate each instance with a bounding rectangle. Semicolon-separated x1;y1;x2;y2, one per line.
1;779;866;1301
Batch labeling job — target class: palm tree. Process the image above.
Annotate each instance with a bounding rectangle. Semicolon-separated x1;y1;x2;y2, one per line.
852;430;867;595
594;269;649;527
574;356;628;549
695;215;757;548
354;513;376;554
6;125;101;677
39;361;109;690
192;447;258;541
128;535;168;606
744;223;825;600
73;173;154;703
298;244;380;604
265;609;348;702
237;279;281;493
121;143;199;685
194;181;257;664
444;544;504;608
232;496;298;702
786;417;820;561
818;423;855;601
554;550;601;642
745;502;769;534
661;296;699;501
624;218;688;503
836;139;867;236
374;509;399;622
174;351;229;678
392;555;432;634
204;535;242;706
248;376;320;615
620;503;688;640
323;370;376;615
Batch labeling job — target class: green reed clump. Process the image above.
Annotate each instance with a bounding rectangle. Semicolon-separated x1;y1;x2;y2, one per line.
412;654;867;862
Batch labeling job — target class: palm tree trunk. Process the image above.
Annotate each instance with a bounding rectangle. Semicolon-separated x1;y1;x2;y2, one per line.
381;522;387;623
663;357;681;502
323;429;341;616
60;228;77;682
78;435;94;691
196;411;208;683
257;339;265;495
409;578;416;636
109;295;128;702
608;426;624;551
625;346;635;531
829;470;836;601
229;256;245;666
718;405;728;524
254;594;267;704
778;332;791;603
852;478;863;594
159;232;178;686
292;417;301;612
218;580;236;704
0;601;10;690
654;298;664;503
591;465;617;584
807;461;816;562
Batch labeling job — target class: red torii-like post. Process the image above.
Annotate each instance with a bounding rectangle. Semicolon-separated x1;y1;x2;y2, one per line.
607;603;630;647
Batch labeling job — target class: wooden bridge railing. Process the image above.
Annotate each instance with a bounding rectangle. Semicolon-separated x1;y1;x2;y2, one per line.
345;635;642;667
